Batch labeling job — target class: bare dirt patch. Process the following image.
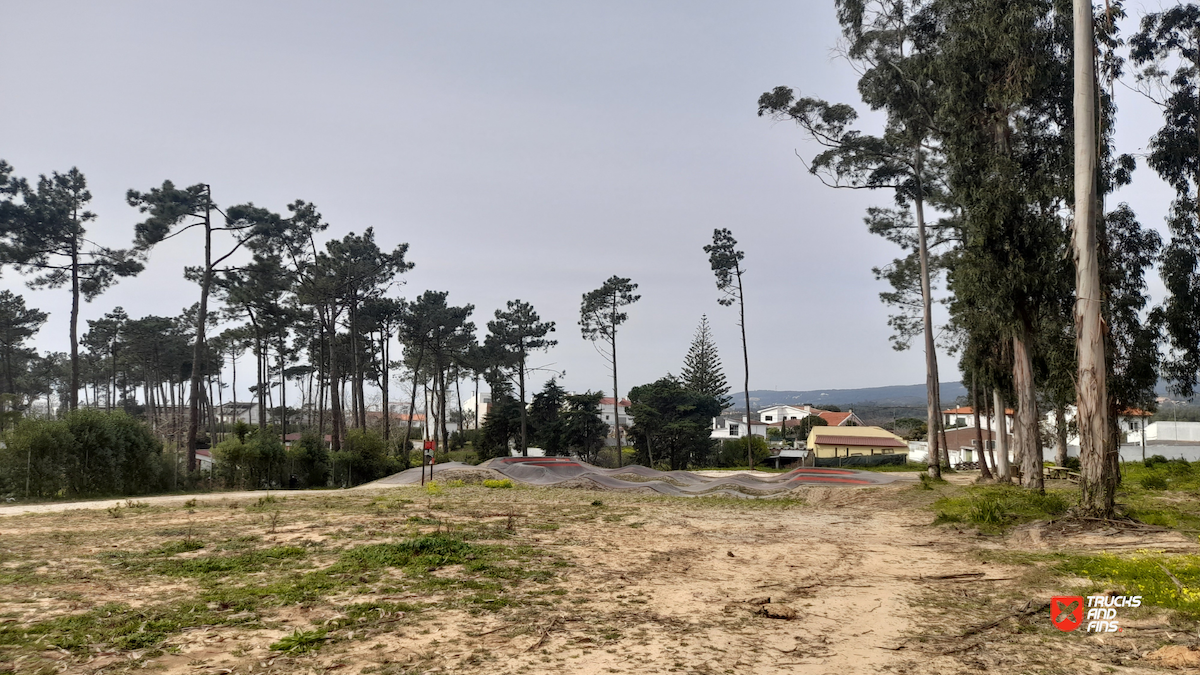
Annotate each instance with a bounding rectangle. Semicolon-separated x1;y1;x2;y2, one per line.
0;482;1193;674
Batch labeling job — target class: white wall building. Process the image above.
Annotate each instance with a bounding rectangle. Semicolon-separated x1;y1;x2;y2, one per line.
711;415;770;440
1145;421;1200;443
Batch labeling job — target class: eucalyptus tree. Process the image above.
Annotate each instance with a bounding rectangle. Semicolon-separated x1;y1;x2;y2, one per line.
579;276;640;465
5;167;142;410
757;0;953;476
933;0;1081;492
1133;6;1200;400
485;300;556;456
703;228;754;469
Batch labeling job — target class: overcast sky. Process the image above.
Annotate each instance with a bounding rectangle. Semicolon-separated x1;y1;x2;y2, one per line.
0;1;1180;405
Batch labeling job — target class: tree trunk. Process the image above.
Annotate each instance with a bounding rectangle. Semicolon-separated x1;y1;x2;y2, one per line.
736;267;752;470
186;189;213;473
518;352;528;457
914;147;942;479
329;319;342;453
994;388;1010;482
1073;0;1111;515
610;304;623;468
401;346;425;460
973;377;993;480
1055;405;1069;467
69;236;80;411
382;329;391;441
1013;332;1043;492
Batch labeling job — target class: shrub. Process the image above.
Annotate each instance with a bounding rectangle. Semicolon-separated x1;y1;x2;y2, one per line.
714;437;771;468
483;479;513;489
1145;454;1169;468
289;432;329;488
1140;474;1168;490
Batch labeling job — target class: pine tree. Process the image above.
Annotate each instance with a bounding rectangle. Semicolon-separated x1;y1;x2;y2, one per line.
679;315;731;409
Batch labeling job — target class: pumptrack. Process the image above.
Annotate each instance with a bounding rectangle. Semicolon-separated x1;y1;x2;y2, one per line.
367;457;900;497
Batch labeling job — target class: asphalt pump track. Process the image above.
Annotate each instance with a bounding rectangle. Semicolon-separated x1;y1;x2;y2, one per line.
366;456;900;497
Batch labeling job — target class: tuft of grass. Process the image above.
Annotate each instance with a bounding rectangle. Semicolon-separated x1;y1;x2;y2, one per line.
0;601;225;652
483;479;514;489
151;539;205;555
932;485;1070;532
1140;474;1168;490
336;534;476;572
270;628;328;654
110;545;308;578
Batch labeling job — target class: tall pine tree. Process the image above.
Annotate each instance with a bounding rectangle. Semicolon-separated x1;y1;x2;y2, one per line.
679;315;731;409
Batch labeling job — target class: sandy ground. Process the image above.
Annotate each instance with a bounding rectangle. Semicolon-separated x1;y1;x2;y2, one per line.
0;478;1195;674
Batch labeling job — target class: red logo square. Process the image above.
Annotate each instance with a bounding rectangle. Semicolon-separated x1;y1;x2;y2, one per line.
1051;596;1084;631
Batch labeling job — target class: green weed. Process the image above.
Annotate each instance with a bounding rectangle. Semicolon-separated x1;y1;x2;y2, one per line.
335;534;477;572
270;628;328;654
483;479;514;489
932;485;1070;532
1053;551;1200;618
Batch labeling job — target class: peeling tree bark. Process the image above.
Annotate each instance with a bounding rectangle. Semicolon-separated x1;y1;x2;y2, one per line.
1073;0;1112;515
1013;332;1044;492
994;388;1010;482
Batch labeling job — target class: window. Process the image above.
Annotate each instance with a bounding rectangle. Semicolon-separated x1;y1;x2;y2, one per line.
764;415;773;422
729;424;739;436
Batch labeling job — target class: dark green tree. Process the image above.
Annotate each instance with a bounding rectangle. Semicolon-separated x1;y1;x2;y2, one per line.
627;376;722;470
5;167;142;410
485;300;556;456
1133;6;1200;399
0;291;47;406
562;391;609;464
579;276;640;466
528;378;567;455
679;315;731;409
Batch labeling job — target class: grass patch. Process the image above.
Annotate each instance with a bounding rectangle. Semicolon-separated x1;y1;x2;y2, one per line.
0;600;237;652
270;628;329;654
1049;551;1200;619
336;534;478;572
932;485;1071;532
483;479;514;489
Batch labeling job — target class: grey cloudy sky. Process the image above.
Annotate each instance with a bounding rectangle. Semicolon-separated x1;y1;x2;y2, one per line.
0;1;1179;404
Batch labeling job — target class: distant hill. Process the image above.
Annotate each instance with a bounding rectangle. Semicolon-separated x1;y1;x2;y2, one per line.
740;382;969;410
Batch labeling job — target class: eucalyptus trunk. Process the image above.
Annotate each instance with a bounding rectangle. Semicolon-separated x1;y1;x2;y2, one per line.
1013;333;1043;492
994;389;1010;482
1073;0;1112;514
914;146;942;479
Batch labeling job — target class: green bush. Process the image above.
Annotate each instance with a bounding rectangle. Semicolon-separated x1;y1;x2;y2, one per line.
1;411;164;498
1140;474;1168;490
714;437;771;468
289;432;329;488
1145;454;1169;468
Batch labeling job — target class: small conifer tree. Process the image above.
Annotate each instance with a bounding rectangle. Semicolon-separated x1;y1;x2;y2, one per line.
680;315;732;410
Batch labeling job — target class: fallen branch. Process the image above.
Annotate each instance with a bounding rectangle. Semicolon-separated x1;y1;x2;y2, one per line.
1157;563;1185;594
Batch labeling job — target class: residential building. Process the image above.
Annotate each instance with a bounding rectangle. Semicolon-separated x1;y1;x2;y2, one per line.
758;404;864;427
461;393;492;429
941;406;1014;433
806;426;907;461
218;402;261;426
1043;406;1154;445
711;415;770;440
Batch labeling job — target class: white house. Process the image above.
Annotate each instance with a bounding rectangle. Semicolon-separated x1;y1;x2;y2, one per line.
1043;406;1154;446
460;393;492;429
218;402;261;426
942;406;1014;433
711;415;770;440
758;404;864;427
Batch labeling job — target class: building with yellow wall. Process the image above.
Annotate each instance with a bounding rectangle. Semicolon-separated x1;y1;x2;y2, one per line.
806;425;908;459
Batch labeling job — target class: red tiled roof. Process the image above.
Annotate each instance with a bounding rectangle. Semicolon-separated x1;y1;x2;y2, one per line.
599;398;632;407
818;411;853;425
943;406;1014;416
812;435;908;448
1118;407;1153;417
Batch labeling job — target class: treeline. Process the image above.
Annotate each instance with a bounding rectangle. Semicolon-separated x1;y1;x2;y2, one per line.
757;2;1200;514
